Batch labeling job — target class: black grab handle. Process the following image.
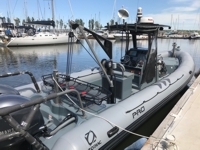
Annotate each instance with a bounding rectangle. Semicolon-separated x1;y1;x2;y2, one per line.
107;126;119;138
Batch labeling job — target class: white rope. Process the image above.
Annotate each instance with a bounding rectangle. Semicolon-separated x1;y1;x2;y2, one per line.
52;76;181;150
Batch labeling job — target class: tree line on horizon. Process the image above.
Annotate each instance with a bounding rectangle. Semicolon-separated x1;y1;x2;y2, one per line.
6;16;116;31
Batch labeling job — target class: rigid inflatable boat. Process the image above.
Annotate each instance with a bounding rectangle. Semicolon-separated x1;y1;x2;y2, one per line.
0;8;195;150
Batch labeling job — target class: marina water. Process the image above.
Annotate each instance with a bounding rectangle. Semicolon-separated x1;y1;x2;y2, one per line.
0;39;199;149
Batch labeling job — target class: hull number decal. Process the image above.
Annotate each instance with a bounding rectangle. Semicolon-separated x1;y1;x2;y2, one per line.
132;106;145;119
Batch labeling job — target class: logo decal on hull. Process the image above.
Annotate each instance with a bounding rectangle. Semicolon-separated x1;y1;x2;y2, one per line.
85;130;102;150
85;130;97;146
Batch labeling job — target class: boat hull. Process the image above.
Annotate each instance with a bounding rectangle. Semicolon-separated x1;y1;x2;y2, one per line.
114;35;132;40
52;50;195;150
6;33;77;46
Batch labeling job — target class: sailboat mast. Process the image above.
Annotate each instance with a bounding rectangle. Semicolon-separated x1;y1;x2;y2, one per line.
7;0;12;23
51;0;55;33
51;0;55;21
24;0;28;21
112;0;116;21
37;0;40;20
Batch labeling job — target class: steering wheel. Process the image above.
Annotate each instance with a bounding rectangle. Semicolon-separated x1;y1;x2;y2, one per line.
121;55;130;64
131;59;138;67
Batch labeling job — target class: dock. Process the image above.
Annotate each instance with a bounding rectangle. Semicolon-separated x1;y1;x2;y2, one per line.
141;75;200;150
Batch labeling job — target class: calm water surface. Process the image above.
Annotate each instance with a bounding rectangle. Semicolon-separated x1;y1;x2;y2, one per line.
0;39;199;149
0;39;199;87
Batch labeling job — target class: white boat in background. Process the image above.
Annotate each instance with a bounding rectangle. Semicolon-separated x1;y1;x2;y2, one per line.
87;30;108;39
0;17;6;38
136;35;148;40
6;0;78;47
6;21;78;47
104;30;148;40
114;31;132;40
189;32;200;39
6;29;78;47
0;17;10;46
114;32;148;41
96;30;108;38
102;30;118;40
105;31;116;39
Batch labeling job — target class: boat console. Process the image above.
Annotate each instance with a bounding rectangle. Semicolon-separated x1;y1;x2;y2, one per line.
121;48;147;69
121;48;148;89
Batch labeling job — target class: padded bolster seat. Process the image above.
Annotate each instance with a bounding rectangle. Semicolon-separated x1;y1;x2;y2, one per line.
0;84;20;95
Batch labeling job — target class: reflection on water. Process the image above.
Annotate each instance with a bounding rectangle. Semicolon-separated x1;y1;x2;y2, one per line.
0;39;199;87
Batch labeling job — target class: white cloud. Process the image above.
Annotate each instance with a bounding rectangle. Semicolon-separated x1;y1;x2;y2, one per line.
166;0;200;13
146;0;200;30
163;7;197;13
146;13;199;30
191;1;200;8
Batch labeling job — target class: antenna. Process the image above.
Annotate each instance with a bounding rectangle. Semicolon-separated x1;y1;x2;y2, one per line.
137;7;142;23
118;6;129;20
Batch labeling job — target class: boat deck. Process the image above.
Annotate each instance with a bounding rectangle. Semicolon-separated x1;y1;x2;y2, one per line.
141;75;200;150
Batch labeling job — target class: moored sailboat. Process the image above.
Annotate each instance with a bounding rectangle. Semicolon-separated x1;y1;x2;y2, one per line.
6;21;78;47
6;0;78;47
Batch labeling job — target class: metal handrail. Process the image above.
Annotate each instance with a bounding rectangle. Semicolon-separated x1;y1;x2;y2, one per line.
0;71;40;93
0;89;85;150
0;89;85;116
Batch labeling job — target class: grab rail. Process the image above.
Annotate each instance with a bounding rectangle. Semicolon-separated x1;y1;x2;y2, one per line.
0;89;85;150
116;63;125;77
113;62;125;77
0;89;85;116
0;71;40;93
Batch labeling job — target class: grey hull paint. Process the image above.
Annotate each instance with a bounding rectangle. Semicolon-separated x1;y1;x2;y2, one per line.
100;73;192;149
52;50;195;150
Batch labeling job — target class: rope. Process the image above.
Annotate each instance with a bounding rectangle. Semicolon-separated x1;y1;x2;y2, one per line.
52;76;181;150
12;0;18;15
74;35;99;66
67;0;74;20
52;77;149;139
37;0;44;19
50;42;182;147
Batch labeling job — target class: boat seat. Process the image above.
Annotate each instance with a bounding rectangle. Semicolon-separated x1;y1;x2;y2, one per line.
0;84;20;95
0;84;38;100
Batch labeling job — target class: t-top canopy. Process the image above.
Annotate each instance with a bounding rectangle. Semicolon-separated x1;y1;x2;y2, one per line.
106;23;171;34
